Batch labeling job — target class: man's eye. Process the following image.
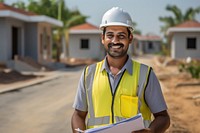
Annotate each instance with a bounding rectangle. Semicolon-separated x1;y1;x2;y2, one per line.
107;35;113;39
118;35;125;39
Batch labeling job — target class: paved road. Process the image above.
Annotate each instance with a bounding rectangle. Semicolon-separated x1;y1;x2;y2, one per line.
0;66;84;133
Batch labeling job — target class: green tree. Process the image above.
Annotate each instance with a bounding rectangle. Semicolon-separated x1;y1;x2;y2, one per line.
132;22;141;35
12;0;26;9
159;5;200;35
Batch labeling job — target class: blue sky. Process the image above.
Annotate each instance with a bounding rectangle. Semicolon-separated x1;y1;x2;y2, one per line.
5;0;200;36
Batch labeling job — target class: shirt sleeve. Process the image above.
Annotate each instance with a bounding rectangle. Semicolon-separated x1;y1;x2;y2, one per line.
72;69;88;112
145;69;168;113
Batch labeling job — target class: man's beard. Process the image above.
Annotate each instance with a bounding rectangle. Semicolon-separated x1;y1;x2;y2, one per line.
107;43;128;58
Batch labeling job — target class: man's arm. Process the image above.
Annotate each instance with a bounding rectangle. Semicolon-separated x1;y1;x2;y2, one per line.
71;109;88;133
133;110;170;133
132;69;170;133
149;110;170;133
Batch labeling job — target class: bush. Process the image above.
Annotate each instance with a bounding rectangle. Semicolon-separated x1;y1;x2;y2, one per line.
179;60;200;79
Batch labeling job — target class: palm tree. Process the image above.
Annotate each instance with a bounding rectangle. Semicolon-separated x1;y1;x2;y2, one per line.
12;0;26;9
159;5;200;35
159;5;200;56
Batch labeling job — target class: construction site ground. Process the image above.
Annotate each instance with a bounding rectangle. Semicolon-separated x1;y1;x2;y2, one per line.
0;55;200;132
137;55;200;133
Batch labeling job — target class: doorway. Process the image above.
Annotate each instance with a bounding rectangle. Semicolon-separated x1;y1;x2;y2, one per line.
12;27;19;59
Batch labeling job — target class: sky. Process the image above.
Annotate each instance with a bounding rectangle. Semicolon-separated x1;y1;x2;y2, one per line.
5;0;200;36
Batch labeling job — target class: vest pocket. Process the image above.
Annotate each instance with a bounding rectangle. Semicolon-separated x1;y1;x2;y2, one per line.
120;95;138;118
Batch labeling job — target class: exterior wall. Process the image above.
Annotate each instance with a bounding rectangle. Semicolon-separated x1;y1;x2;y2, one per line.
24;23;38;61
143;41;161;54
171;37;176;59
0;17;25;62
69;33;105;60
172;32;200;59
134;41;144;55
0;18;8;63
133;40;161;55
127;42;134;56
37;23;52;63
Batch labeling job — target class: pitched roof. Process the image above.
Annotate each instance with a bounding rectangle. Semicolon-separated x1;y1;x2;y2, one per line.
0;2;63;27
0;2;37;16
70;23;99;30
167;20;200;34
69;23;101;34
173;20;200;28
134;34;162;41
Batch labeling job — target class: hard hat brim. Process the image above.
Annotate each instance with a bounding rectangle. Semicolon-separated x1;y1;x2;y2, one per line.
100;22;134;32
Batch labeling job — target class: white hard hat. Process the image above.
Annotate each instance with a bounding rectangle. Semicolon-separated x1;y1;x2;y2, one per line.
100;7;134;32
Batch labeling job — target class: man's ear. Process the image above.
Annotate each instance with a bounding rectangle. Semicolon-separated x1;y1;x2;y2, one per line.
129;34;133;43
101;34;105;44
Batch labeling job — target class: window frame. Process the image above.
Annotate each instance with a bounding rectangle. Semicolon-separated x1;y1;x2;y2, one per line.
80;39;89;49
186;37;196;50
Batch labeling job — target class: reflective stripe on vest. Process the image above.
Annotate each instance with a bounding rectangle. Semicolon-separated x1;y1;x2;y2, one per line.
84;60;152;129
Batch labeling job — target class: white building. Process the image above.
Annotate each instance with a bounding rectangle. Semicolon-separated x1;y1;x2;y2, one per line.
167;20;200;59
69;23;105;60
132;34;162;55
0;3;63;64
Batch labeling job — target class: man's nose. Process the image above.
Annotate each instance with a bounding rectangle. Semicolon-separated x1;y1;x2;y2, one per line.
111;36;120;43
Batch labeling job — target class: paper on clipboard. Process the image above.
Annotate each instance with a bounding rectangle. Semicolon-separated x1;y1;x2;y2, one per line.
77;113;144;133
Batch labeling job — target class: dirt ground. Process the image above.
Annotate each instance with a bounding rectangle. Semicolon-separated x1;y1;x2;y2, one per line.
152;56;200;133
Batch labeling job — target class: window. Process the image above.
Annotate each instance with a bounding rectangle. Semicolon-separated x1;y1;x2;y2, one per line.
148;42;153;49
187;38;196;49
80;39;89;49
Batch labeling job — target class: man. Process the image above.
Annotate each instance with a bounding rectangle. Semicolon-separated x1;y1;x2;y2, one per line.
71;7;170;133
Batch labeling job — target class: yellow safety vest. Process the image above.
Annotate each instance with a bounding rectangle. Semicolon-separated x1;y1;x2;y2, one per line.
84;60;152;129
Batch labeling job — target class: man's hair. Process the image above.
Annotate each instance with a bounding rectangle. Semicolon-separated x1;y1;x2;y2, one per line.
102;27;132;38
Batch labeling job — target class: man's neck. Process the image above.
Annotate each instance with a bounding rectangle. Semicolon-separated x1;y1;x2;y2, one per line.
106;55;128;76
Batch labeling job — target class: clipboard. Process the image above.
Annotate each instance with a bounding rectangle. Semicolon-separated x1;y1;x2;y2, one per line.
75;113;145;133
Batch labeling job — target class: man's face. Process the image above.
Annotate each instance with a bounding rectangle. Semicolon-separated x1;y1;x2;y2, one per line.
102;26;133;59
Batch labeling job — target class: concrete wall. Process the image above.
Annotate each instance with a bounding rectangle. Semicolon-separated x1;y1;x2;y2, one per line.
133;40;161;55
37;23;52;63
25;22;53;63
0;18;25;62
24;23;38;61
0;18;8;63
143;41;161;54
171;32;200;59
69;33;105;60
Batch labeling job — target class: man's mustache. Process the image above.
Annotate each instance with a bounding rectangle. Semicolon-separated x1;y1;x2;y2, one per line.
108;43;124;48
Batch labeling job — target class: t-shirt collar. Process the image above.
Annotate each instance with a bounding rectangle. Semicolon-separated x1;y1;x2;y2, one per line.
101;56;133;75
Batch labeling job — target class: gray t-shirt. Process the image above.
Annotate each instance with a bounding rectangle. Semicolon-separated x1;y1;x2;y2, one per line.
73;57;167;114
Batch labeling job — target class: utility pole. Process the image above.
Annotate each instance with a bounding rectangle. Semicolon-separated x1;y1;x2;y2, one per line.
58;0;62;20
58;0;66;61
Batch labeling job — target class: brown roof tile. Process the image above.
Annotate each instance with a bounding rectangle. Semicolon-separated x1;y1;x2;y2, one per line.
174;20;200;28
70;23;99;30
0;2;37;16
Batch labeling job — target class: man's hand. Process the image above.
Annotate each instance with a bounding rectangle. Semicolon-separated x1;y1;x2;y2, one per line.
132;110;170;133
71;109;87;133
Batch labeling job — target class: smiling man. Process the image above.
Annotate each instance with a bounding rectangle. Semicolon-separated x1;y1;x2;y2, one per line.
71;7;170;133
105;26;131;58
